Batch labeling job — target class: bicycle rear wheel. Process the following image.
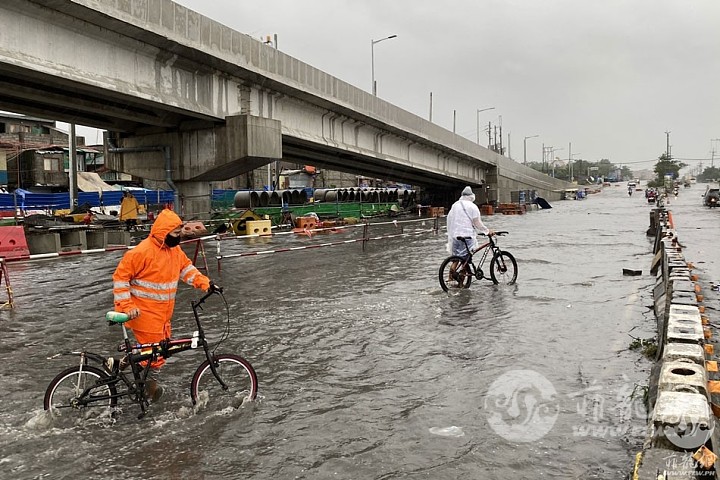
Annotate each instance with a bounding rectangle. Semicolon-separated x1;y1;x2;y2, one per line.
490;251;518;285
190;354;258;411
439;255;473;292
44;365;117;422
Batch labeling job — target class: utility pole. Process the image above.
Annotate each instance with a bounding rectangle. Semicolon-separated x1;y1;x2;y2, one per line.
69;123;77;208
498;115;503;155
665;131;671;159
711;139;720;168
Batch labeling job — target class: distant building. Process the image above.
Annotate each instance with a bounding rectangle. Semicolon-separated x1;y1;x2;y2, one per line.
7;145;102;192
0;113;86;190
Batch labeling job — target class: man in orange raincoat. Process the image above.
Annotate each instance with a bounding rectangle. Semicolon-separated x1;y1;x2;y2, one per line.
112;209;217;399
119;191;140;231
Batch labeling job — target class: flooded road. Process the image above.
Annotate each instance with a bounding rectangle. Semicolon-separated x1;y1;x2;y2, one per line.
2;183;718;480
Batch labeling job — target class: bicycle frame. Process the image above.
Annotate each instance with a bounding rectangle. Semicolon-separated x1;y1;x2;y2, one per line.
458;235;501;279
49;289;229;418
438;230;517;292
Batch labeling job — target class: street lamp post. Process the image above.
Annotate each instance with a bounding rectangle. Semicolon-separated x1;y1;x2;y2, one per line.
523;135;538;165
476;107;495;144
371;35;397;96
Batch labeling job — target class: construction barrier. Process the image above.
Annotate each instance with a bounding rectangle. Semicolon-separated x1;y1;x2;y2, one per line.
0;226;30;259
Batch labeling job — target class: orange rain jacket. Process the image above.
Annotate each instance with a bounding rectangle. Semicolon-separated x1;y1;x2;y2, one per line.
112;209;210;340
119;194;139;221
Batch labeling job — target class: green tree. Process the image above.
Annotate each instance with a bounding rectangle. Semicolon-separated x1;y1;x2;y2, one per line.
698;166;720;182
596;159;613;178
620;166;634;180
652;153;686;186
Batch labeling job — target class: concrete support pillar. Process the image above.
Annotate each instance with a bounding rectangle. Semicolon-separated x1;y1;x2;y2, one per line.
106;114;282;218
485;167;499;205
177;182;212;219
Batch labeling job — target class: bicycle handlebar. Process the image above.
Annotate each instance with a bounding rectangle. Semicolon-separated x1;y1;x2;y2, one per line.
456;231;508;241
194;284;223;308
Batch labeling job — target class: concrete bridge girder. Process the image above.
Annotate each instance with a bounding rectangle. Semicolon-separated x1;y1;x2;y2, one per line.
275;95;490;186
0;0;573;215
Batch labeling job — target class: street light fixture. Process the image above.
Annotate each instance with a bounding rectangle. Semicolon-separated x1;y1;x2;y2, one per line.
476;107;495;144
371;35;397;96
523;135;538;165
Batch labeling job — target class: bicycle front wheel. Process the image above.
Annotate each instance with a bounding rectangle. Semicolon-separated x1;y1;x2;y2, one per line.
490;251;518;285
439;256;473;292
191;354;258;410
44;365;117;422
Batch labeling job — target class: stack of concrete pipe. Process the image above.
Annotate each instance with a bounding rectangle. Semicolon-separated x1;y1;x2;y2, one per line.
313;188;414;204
234;188;416;209
234;189;308;208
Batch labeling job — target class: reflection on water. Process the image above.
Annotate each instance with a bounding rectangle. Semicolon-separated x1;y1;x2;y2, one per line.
2;185;699;479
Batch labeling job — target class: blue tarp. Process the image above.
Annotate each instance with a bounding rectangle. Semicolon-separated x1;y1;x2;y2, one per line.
0;190;175;211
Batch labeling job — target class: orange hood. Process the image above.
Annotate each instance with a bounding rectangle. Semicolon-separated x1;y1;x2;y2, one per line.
150;209;182;246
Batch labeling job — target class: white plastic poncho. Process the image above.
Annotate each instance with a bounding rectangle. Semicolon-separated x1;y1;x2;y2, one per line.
445;193;489;254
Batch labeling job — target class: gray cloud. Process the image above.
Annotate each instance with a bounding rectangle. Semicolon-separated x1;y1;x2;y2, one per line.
173;0;720;172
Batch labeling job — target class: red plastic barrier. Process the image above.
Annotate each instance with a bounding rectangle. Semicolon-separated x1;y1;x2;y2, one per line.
0;226;30;259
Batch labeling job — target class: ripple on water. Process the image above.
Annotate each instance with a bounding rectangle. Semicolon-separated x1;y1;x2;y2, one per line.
0;188;660;479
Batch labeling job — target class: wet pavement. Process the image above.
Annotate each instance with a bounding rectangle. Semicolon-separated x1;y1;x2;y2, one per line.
1;183;719;480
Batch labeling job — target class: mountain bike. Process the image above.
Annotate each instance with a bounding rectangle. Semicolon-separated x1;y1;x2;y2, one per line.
44;287;258;421
439;231;517;292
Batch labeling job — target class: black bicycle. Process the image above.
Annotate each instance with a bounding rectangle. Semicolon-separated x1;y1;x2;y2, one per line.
44;288;258;421
439;231;518;291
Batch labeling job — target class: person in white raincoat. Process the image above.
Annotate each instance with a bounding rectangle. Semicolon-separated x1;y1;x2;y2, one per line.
446;186;494;257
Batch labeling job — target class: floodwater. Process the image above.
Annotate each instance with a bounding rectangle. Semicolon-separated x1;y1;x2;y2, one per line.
1;183;718;480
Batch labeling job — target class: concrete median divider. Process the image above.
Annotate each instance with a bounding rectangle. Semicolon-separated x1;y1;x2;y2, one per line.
634;206;720;476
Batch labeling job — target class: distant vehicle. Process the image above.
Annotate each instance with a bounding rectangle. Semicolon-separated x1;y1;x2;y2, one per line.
562;188;578;200
627;182;636;196
646;188;657;204
703;187;720;208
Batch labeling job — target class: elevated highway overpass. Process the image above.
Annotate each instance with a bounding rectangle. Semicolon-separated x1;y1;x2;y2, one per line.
0;0;570;216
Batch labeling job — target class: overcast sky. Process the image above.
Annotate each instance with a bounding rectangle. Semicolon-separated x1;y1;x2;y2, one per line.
65;1;720;175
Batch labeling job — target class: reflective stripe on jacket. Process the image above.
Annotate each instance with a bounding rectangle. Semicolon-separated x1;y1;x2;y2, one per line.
112;209;210;335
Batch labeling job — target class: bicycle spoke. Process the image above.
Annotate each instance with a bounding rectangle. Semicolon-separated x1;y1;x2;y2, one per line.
44;366;117;426
191;354;258;412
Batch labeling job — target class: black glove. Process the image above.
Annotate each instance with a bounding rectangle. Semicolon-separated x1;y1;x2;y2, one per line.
209;281;223;294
